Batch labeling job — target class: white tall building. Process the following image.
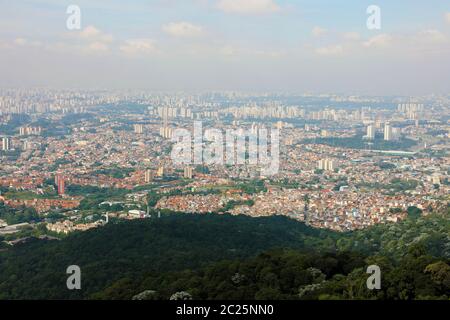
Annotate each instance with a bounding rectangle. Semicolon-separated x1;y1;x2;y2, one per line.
366;125;375;140
157;166;165;177
134;124;144;134
183;166;193;179
2;137;10;151
159;126;173;139
384;123;392;141
144;169;153;183
318;159;335;171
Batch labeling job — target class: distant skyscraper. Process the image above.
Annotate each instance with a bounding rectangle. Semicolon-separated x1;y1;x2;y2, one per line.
384;123;392;141
183;166;193;179
159;107;172;139
318;159;335;171
366;125;375;140
157;166;165;177
19;126;42;136
318;159;325;170
134;124;143;134
328;160;335;172
159;126;173;139
144;169;153;183
23;140;30;151
2;137;10;151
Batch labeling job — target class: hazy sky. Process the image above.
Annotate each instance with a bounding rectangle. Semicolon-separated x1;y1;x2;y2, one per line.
1;0;450;95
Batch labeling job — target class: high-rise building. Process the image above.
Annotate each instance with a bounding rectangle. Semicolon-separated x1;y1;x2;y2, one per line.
159;126;173;139
318;159;335;171
2;137;10;151
159;106;173;139
134;124;144;134
23;140;31;151
183;166;193;179
157;166;165;177
19;126;42;136
327;160;335;172
144;169;153;183
384;123;392;141
366;125;375;140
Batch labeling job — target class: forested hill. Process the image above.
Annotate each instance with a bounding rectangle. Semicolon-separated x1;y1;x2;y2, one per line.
0;214;338;299
0;212;449;300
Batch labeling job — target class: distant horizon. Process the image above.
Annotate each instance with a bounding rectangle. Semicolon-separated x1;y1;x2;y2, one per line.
0;86;448;98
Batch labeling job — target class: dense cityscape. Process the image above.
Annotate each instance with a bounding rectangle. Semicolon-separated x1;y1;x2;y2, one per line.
0;90;448;239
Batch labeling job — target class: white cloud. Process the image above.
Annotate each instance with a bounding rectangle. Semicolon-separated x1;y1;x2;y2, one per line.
120;39;157;55
57;25;114;55
312;27;327;37
315;45;343;56
75;25;113;43
217;0;280;14
162;22;204;37
363;34;392;48
79;26;100;38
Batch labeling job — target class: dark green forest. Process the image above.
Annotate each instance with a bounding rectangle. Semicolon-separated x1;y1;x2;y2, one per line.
0;211;449;300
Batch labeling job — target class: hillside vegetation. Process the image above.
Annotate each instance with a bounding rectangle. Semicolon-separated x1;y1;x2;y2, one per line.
0;211;449;300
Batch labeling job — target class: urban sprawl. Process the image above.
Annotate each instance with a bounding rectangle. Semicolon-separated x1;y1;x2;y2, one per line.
0;90;448;243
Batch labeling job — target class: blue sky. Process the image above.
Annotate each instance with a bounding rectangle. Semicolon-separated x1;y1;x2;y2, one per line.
1;0;449;94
